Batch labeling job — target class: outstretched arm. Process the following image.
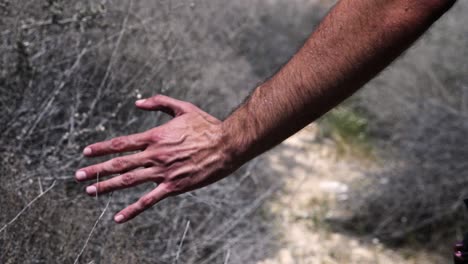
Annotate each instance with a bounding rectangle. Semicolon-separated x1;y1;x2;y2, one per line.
223;0;456;164
76;0;456;223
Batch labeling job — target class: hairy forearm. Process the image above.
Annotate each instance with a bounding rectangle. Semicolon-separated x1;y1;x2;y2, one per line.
222;0;455;164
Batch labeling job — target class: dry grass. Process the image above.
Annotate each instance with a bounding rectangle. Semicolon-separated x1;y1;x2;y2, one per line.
341;0;468;252
2;0;467;263
0;0;322;262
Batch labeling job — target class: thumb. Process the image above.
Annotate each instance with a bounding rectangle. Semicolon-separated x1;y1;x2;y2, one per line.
135;95;192;117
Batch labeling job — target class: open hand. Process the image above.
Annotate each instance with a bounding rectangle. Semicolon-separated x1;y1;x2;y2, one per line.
75;95;234;223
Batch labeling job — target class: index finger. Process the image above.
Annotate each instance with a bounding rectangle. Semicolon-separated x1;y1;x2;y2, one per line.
83;132;149;157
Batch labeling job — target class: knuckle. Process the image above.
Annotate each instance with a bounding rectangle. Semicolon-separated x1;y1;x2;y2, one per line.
110;137;127;150
138;196;154;208
164;183;176;193
111;158;130;171
153;152;168;164
148;130;163;143
183;102;197;111
121;173;135;186
151;95;163;103
164;180;183;193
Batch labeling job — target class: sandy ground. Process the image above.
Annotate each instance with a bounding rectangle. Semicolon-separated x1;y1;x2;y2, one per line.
257;125;445;264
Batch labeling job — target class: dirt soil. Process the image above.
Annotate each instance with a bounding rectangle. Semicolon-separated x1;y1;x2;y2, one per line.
257;125;446;264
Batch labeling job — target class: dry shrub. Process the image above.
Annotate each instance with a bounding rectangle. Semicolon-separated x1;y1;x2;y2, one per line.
0;0;328;262
342;0;468;251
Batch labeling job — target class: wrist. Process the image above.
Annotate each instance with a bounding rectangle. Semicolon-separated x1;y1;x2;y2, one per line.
220;113;257;168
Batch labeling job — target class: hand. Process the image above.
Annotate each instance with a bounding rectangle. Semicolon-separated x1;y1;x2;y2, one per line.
75;95;235;223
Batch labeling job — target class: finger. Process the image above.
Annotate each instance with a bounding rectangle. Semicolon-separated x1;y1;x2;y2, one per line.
135;95;193;117
83;132;149;157
114;184;170;223
85;167;165;195
76;152;149;181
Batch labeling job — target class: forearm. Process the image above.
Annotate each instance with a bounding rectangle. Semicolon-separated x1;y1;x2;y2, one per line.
222;0;455;164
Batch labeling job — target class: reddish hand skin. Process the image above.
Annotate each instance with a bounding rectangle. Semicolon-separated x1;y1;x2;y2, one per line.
76;96;235;223
76;0;456;223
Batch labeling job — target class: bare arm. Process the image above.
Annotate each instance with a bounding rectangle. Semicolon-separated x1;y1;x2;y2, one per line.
76;0;456;223
223;0;456;165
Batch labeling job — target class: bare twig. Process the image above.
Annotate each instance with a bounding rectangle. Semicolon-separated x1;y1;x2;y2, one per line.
38;177;43;194
22;48;88;140
73;193;113;264
0;181;56;234
86;0;133;120
224;249;231;264
173;220;190;264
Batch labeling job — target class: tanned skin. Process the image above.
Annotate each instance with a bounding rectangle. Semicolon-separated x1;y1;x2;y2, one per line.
75;0;457;223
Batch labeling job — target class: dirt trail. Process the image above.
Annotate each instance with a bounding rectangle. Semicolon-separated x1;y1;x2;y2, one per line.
258;125;444;264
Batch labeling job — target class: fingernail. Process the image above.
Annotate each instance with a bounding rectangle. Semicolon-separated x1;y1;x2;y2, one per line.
86;186;97;195
83;147;92;155
115;214;125;223
75;170;87;180
136;99;146;105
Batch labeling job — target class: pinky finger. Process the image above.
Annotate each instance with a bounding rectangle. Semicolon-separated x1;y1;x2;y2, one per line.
114;184;170;223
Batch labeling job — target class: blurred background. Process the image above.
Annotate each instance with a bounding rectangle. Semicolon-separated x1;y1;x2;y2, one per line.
0;0;467;263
